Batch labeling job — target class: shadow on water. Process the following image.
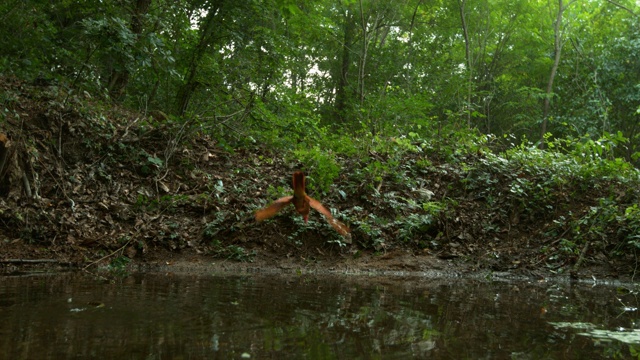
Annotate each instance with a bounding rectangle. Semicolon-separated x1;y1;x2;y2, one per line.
0;271;639;359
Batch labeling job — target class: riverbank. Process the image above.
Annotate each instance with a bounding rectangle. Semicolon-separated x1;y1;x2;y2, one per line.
1;77;639;281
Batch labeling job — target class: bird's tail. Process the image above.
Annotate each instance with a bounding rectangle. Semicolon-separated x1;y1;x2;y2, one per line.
292;171;305;198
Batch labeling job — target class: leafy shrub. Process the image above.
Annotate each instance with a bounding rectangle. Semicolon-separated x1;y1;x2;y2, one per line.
291;146;340;195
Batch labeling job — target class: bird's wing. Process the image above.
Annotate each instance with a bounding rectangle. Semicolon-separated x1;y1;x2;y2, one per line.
308;197;351;237
255;196;294;221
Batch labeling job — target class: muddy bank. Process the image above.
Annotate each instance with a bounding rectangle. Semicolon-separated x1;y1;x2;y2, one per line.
2;247;631;285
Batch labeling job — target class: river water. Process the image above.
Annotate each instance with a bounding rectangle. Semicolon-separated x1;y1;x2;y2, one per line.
0;271;638;359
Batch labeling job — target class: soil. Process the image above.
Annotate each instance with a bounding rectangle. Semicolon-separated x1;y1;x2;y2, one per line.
0;76;636;282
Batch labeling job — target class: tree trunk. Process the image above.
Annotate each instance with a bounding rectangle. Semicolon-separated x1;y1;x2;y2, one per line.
405;0;424;93
358;0;368;107
174;3;222;116
458;0;472;128
540;0;573;148
107;0;152;101
334;5;355;121
0;133;11;196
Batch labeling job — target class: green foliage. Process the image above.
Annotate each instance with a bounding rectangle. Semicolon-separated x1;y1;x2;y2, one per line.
546;132;635;179
353;212;386;251
0;88;19;122
208;240;256;262
621;204;640;251
544;195;640;259
203;212;229;239
488;136;635;235
291;146;340;195
3;0;640;159
363;160;390;184
398;213;435;245
158;222;182;244
0;1;57;78
203;209;257;261
262;184;290;203
108;256;131;275
132;150;164;176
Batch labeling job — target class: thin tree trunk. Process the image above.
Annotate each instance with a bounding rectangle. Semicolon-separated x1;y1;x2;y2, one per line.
605;0;637;16
107;0;152;101
334;6;355;121
540;0;575;148
405;0;424;93
359;0;368;107
174;3;221;116
458;0;472;128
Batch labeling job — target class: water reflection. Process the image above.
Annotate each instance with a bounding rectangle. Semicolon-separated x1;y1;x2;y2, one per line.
0;271;637;359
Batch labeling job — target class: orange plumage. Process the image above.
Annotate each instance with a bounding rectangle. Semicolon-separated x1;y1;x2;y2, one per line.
255;172;351;238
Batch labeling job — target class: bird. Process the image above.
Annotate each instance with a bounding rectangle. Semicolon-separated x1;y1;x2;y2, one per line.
255;171;351;240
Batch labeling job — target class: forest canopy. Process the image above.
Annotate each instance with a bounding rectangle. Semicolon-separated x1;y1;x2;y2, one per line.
1;0;640;161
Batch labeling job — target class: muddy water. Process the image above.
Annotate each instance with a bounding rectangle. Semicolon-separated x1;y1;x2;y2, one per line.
0;271;637;359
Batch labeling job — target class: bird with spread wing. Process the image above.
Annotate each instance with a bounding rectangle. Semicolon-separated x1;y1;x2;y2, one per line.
255;171;351;240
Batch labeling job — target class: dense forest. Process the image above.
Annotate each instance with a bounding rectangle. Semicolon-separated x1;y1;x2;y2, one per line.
3;0;640;152
1;0;640;276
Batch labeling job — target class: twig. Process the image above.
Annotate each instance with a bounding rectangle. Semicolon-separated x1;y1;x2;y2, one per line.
82;237;132;270
632;247;638;283
570;240;590;277
606;0;637;16
113;116;141;144
543;226;572;245
58;113;63;158
81;267;111;282
156;118;192;183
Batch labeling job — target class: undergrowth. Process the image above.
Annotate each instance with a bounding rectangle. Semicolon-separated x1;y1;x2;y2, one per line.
239;127;640;272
